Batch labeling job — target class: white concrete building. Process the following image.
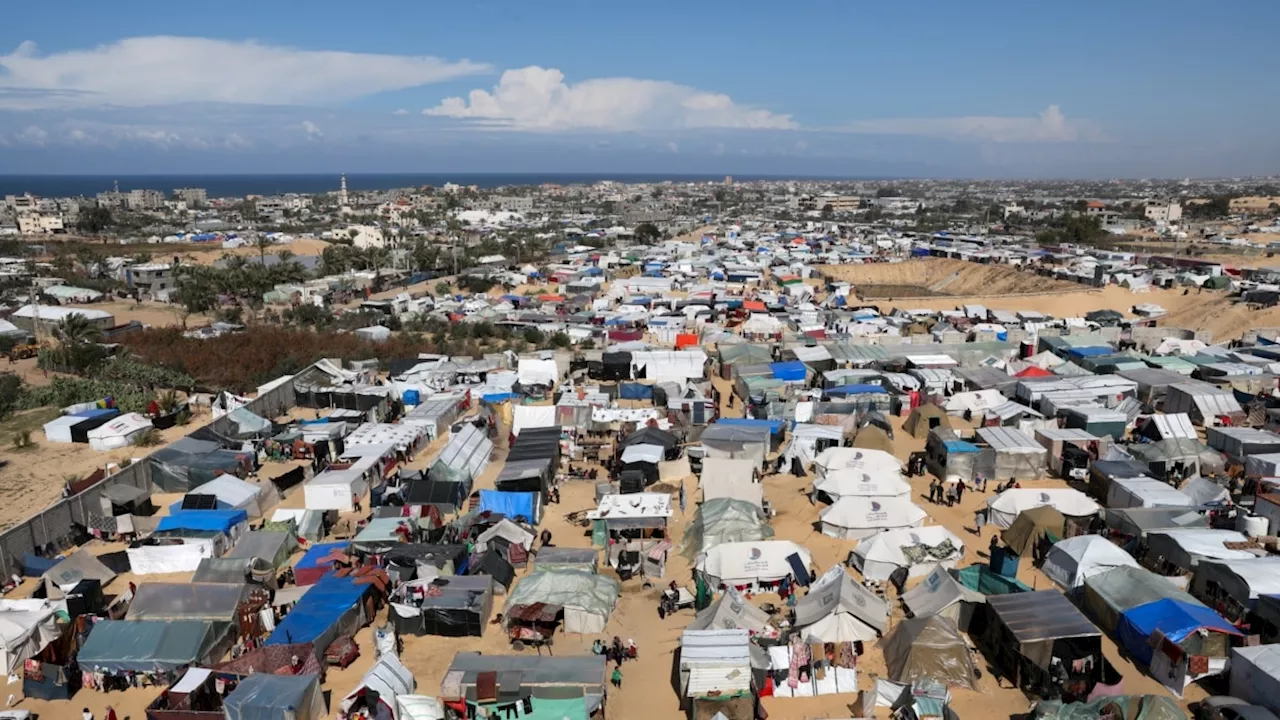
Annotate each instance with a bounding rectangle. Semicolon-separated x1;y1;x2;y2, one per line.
1145;202;1183;224
348;225;389;249
17;214;65;234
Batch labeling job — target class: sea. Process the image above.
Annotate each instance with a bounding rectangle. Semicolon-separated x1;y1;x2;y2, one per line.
0;173;860;199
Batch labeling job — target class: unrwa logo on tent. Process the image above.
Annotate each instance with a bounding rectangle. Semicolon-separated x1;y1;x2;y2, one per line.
870;501;882;512
749;547;762;560
1039;492;1050;502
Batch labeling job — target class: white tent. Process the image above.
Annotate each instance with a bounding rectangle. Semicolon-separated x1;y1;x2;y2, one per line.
0;599;61;674
812;469;911;503
1041;535;1140;590
851;526;965;581
474;519;535;554
1106;477;1194;510
986;488;1100;529
397;696;445;720
1182;477;1230;506
517;358;558;387
303;462;372;512
944;389;1006;416
697;541;811;589
340;653;416;720
42;415;81;444
189;473;270;518
819;496;927;540
700;458;762;508
794;566;889;642
512;404;557;436
87;412;154;451
814;447;903;477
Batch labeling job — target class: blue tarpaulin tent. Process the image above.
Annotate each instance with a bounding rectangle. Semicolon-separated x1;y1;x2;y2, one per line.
943;439;981;454
265;573;368;651
156;509;247;534
477;490;539;523
1067;346;1113;359
716;417;786;436
21;552;60;577
770;361;807;382
1116;597;1239;666
482;393;519;404
294;541;350;585
620;383;654;400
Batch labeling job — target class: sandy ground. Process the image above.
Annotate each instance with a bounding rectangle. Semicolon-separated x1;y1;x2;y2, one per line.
824;259;1278;341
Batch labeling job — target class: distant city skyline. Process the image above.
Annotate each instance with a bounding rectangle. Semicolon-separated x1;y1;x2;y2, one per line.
3;1;1279;178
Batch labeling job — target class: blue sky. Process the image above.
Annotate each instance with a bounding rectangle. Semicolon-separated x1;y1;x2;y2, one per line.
2;0;1278;177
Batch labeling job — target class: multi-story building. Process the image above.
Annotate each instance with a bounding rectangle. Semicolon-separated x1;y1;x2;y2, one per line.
1145;201;1183;224
16;214;65;234
125;263;175;294
4;194;38;212
125;189;166;211
493;196;534;212
174;187;208;207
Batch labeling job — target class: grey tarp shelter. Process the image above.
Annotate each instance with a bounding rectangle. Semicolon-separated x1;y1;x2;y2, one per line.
1082;566;1204;635
531;548;599;574
224;530;297;568
1103;507;1208;539
77;619;226;672
127;582;248;622
440;652;606;709
976;426;1048;481
223;672;326;720
983;590;1101;674
879;615;977;690
39;548;116;600
679;498;773;559
504;569;620;634
901;566;986;632
686;587;772;634
192;557;277;588
429;423;493;486
391;576;494;637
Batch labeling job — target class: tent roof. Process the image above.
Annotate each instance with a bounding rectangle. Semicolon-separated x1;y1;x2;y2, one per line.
223;672;323;720
901;566;985;619
879;615;977;690
987;590;1100;644
505;569;620;619
794;566;888;639
128;582;248;621
77;619;217;672
687;588;772;634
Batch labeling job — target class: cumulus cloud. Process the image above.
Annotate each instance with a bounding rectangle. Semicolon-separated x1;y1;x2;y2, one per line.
301;120;323;138
16;125;47;145
842;105;1094;143
425;66;795;131
0;37;490;110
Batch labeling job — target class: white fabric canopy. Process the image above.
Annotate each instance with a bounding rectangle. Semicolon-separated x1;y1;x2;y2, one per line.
851;526;965;581
813;469;911;502
819;496;928;540
0;599;61;674
815;447;902;476
986;488;1100;529
1041;535;1140;590
697;541;811;587
517;359;558;387
512;405;557;436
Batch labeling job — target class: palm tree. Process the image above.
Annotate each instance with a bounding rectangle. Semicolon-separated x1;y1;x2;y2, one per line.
254;235;273;263
55;313;103;345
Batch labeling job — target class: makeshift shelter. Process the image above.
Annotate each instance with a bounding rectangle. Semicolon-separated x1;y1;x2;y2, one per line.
904;404;951;439
340;653;416;720
391;576;494;637
976;426;1049;480
679;498;773;559
699;458;762;509
851;526;965;581
900;566;985;632
697;540;811;591
476;490;541;524
686;587;772;634
38;548;115;600
1031;694;1186;720
148;437;253;493
223;672;327;720
439;652;606;715
1117;597;1239;681
1189;557;1280;622
879;615;977;690
1106;477;1194;510
1145;529;1255;575
0;599;60;675
385;544;469;582
504;569;620;634
785;423;845;467
531;548;598;574
814;446;903;476
1041;535;1140;591
794;566;889;642
812;468;911;504
127;582;248;622
294;541;350;586
819;496;927;540
179;473;275;518
87;412;154;451
428;423;493;488
1103;507;1208;540
1002;506;1067;557
265;572;374;654
1082;566;1205;636
473;518;536;556
699;424;771;466
43;408;119;444
224;530;297;569
987;488;1099;529
352;517;419;555
1230;645;1280;714
77;619;226;673
925;430;981;482
852;424;895;454
679;629;755;706
468;550;516;593
981;591;1104;697
303;462;372;512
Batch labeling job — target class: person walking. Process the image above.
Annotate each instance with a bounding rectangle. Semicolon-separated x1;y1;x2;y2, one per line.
929;478;940;504
974;507;987;536
612;666;623;688
679;481;686;514
956;478;966;504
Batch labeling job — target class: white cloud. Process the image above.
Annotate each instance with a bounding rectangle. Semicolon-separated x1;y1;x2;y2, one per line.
67;128;90;143
16;125;47;145
301;120;323;138
842;105;1094;143
393;108;409;116
666;141;679;153
425;66;795;131
224;133;249;150
0;37;490;110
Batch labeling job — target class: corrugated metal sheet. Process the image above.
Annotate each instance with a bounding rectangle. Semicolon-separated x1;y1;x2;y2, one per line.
1152;413;1197;440
977;426;1041;450
686;665;751;696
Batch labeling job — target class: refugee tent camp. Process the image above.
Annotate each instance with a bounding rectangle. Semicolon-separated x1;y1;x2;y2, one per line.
38;548;116;600
812;468;911;504
680;498;773;559
879;615;977;690
1041;535;1140;591
987;488;1100;529
686;587;772;634
1002;506;1067;556
819;496;928;540
340;653;416;720
0;599;60;675
87;412;154;451
77;619;228;673
850;526;965;581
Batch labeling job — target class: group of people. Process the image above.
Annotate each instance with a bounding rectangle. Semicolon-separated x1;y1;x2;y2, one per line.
592;636;636;688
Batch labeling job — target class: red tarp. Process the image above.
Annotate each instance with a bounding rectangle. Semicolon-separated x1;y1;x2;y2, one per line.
675;333;699;349
744;301;766;311
1015;366;1053;378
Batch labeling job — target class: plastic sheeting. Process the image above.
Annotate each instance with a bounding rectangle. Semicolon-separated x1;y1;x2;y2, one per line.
0;599;60;675
127;582;248;622
340;653;415;719
1083;566;1203;636
679;498;773;559
901;567;985;628
156;508;248;534
1117;598;1239;667
77;619;221;672
987;488;1100;529
879;615;977;690
223;672;326;720
794;566;888;642
1032;694;1187;720
1042;535;1140;590
852;526;965;581
429;424;493;486
505;569;620;634
476;490;539;524
512;405;557;436
266;573;368;651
